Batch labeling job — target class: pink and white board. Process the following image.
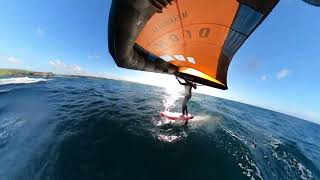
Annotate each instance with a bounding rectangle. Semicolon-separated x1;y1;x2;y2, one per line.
160;111;194;121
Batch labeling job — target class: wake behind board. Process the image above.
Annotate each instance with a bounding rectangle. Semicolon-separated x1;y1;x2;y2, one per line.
160;111;194;121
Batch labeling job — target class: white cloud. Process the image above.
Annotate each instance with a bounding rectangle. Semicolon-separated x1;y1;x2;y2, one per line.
86;71;122;80
48;61;55;66
49;59;65;67
70;65;81;72
260;69;292;81
247;58;261;72
48;60;123;81
49;59;82;74
260;74;270;81
88;55;100;60
7;56;20;64
277;68;293;79
36;27;45;38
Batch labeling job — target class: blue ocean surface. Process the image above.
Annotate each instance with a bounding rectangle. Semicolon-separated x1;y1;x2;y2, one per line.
0;76;319;180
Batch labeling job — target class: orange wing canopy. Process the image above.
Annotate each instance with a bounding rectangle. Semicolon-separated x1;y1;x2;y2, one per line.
108;0;279;89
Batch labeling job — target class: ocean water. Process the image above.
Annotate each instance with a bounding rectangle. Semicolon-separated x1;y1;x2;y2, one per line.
0;76;319;180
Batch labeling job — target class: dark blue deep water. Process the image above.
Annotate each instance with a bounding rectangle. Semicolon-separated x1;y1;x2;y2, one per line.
0;77;319;180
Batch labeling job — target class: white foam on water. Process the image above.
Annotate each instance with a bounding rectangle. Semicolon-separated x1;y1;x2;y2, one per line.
157;134;182;143
238;155;264;180
267;137;314;180
225;129;244;142
223;129;264;180
298;162;314;180
268;136;282;149
223;128;257;150
0;77;48;85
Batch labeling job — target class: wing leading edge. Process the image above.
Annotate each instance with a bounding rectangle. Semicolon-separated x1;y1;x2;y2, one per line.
108;0;279;89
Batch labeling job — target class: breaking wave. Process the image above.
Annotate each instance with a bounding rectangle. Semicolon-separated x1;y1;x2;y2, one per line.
0;77;48;86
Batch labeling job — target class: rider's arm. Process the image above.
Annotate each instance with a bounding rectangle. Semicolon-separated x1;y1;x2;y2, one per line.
176;77;186;85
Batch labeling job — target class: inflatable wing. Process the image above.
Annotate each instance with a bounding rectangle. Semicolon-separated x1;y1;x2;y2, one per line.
303;0;320;6
108;0;279;89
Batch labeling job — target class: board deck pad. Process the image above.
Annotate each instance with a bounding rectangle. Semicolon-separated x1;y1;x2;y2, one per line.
160;111;194;121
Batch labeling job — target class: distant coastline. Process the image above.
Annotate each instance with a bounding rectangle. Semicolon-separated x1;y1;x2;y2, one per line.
0;68;55;77
0;68;110;80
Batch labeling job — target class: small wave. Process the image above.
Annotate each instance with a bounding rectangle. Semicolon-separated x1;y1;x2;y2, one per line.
0;77;48;85
268;136;282;149
0;115;26;149
267;137;314;180
224;128;257;149
225;129;244;142
238;155;264;180
298;162;314;180
0;89;10;93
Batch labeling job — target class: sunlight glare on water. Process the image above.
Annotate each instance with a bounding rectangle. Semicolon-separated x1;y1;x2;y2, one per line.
162;82;183;111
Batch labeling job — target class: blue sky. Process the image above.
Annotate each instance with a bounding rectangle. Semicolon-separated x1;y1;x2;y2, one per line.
0;0;319;123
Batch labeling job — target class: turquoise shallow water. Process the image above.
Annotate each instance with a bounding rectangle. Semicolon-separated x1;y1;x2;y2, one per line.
0;76;319;180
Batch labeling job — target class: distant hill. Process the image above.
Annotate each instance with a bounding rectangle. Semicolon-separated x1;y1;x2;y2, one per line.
0;68;55;77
